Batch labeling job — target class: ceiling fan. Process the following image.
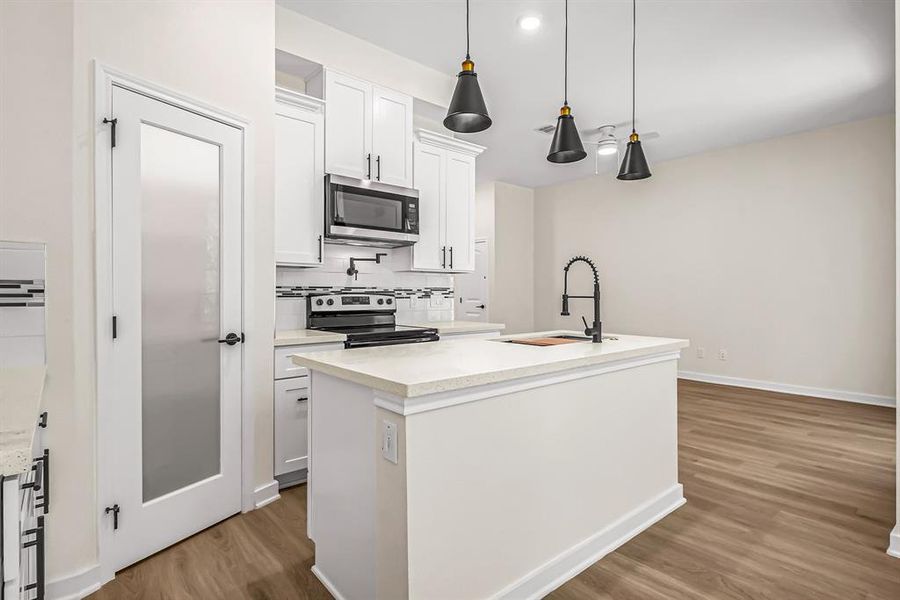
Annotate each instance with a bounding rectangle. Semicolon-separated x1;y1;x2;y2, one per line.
534;122;660;175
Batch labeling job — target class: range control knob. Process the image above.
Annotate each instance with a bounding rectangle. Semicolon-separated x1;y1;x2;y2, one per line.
326;299;334;306
386;298;393;305
315;299;324;306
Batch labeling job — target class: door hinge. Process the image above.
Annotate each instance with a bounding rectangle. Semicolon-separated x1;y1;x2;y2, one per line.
112;315;118;339
105;504;120;530
103;117;118;148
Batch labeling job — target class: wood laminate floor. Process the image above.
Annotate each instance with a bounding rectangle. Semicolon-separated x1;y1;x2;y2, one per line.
89;380;899;600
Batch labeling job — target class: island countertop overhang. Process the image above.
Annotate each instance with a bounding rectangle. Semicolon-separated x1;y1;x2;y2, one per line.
291;331;689;399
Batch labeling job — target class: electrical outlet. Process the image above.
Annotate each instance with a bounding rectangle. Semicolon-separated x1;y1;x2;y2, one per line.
381;420;398;464
697;347;705;359
718;349;728;361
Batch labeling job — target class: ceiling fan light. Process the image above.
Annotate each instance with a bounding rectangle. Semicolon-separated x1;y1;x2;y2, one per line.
444;59;492;133
596;139;618;156
547;106;587;164
616;138;651;180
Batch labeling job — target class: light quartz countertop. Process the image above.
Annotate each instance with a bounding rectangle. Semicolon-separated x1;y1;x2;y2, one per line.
0;366;46;476
275;329;347;347
291;330;689;398
397;320;506;335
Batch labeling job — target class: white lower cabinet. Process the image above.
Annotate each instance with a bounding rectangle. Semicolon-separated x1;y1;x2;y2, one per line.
401;129;484;273
273;342;342;486
274;377;309;476
2;415;48;600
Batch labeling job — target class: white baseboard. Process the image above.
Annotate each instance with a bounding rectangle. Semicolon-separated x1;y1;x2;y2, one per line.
678;371;895;408
889;525;900;558
312;564;348;600
492;484;686;600
254;480;281;509
47;563;105;600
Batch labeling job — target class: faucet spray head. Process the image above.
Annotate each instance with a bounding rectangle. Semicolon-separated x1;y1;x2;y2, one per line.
560;294;570;316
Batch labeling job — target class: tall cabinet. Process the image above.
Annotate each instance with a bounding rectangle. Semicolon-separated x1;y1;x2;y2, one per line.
310;69;414;188
401;130;485;273
274;88;325;267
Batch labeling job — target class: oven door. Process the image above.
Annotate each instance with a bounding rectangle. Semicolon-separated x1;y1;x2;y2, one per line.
326;174;419;247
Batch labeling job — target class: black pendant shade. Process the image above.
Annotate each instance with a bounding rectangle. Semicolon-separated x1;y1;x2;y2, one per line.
444;60;492;133
619;0;651;180
617;134;651;180
547;106;586;163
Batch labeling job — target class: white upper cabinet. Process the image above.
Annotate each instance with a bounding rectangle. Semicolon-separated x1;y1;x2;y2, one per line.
443;152;476;272
322;70;413;187
412;142;445;271
403;130;484;273
275;88;325;267
322;70;371;180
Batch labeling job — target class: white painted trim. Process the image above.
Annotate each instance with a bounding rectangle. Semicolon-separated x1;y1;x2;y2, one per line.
46;563;105;600
678;370;895;407
491;484;685;600
275;86;325;112
93;61;256;585
416;128;486;156
311;565;348;600
374;351;682;415
888;525;900;558
253;480;281;509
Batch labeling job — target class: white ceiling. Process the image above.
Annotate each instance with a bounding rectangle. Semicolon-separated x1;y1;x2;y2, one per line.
278;0;895;188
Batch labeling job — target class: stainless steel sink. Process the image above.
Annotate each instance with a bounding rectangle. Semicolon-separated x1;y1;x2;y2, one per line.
495;335;618;344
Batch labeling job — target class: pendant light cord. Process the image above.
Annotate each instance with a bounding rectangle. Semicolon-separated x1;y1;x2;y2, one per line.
466;0;470;60
631;0;636;133
564;0;568;106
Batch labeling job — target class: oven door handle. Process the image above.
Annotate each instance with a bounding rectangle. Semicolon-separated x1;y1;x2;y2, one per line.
345;335;439;349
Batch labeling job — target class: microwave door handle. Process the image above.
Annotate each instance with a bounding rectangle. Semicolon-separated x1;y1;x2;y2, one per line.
333;190;345;223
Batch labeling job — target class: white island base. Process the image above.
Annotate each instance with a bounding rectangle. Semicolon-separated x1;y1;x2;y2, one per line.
296;332;688;600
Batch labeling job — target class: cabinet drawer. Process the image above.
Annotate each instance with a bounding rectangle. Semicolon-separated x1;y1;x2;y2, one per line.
274;377;309;476
274;346;309;380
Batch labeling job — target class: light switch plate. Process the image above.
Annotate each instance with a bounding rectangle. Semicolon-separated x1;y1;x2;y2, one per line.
381;420;398;464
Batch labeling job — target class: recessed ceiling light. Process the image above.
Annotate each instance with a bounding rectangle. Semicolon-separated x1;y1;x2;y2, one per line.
518;15;541;31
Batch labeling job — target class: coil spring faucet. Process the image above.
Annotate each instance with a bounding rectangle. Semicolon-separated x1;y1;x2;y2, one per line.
561;256;602;343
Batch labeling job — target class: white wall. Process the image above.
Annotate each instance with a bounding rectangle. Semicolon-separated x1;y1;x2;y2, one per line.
275;5;453;107
2;0;277;583
475;182;535;334
535;115;895;403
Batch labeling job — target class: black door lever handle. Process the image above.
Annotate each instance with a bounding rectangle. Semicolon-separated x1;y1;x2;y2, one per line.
218;332;243;346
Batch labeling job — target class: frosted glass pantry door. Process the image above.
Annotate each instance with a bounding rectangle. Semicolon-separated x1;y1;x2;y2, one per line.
107;85;242;573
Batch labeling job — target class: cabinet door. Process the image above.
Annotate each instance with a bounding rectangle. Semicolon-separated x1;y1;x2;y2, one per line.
411;142;445;271
372;86;413;188
274;377;310;476
443;152;476;272
275;99;324;266
324;71;372;180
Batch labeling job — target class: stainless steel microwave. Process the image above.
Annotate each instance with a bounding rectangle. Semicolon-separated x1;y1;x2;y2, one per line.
325;174;419;248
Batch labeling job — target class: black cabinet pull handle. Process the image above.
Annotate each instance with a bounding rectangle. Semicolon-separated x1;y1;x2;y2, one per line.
477;304;485;309
318;234;323;263
366;153;372;179
376;155;381;181
441;246;447;269
218;332;244;346
297;396;309;402
449;246;454;269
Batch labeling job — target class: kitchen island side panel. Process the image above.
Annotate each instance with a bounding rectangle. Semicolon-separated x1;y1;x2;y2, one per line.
403;359;682;599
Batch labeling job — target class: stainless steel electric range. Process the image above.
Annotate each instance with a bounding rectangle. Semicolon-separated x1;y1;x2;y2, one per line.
306;293;439;349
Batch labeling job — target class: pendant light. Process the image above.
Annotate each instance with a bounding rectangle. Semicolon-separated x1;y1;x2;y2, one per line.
617;0;652;180
547;0;586;163
444;0;492;133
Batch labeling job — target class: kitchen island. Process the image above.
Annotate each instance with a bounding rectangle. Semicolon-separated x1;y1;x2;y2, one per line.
292;331;689;600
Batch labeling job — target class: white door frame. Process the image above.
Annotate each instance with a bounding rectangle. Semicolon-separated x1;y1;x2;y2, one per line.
93;62;257;584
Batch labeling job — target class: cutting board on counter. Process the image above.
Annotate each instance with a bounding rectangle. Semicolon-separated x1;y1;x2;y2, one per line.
507;337;583;347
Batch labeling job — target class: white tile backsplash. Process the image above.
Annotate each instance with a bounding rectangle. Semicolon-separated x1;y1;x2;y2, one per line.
276;244;455;331
0;241;46;366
